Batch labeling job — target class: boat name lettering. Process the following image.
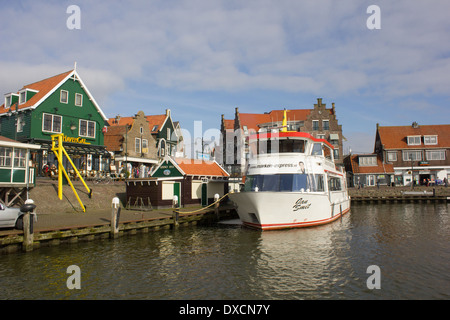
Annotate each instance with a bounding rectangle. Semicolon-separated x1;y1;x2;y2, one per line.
293;198;311;211
250;163;297;169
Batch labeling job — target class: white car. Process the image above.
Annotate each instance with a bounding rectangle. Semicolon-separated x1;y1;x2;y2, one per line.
0;203;37;229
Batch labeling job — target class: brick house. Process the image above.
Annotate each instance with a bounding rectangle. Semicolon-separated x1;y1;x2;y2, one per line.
219;98;344;177
374;122;450;186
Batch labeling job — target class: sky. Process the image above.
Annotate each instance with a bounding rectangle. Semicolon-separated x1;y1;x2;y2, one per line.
1;0;449;154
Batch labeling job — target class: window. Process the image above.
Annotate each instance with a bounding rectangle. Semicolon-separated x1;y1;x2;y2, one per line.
317;134;325;140
403;150;422;161
426;150;445;161
424;135;437;145
407;136;421;146
167;128;171;141
60;90;68;104
328;177;342;191
142;139;148;153
75;93;83;106
42;113;62;133
16;114;24;133
333;148;339;160
312;120;319;131
387;151;397;162
244;174;325;192
359;156;377;166
140;125;144;135
0;147;12;167
14;149;26;168
135;138;141;153
19;91;26;105
79;119;96;138
152;125;159;132
243;125;248;134
322;120;329;130
5;95;12;109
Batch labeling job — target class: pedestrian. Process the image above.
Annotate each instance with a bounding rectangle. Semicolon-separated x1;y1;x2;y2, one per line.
444;177;448;187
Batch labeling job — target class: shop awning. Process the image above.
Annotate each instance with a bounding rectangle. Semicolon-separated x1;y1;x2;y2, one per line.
32;139;111;157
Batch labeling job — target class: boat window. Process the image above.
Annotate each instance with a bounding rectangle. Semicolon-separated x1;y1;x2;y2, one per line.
244;174;325;192
258;139;306;154
312;143;322;156
328;177;342;191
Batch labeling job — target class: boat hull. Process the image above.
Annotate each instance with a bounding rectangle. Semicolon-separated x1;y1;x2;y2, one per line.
229;191;350;230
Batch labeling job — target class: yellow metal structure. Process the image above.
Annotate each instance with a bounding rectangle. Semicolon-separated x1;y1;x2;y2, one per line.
51;134;92;212
281;108;289;132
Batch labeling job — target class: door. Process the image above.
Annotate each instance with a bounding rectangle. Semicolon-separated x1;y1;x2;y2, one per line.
174;182;181;207
201;183;207;207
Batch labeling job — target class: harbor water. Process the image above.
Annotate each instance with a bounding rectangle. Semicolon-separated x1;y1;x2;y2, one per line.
0;203;449;300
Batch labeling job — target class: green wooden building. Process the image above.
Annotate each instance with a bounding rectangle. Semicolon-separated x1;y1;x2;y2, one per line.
0;68;110;176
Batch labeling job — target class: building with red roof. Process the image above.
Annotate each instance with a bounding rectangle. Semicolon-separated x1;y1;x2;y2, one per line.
220;98;344;178
374;122;450;186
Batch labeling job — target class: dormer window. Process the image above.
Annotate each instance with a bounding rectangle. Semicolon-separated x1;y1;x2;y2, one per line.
4;95;12;109
359;156;377;166
424;135;437;145
19;91;26;105
152;125;158;132
407;136;421;146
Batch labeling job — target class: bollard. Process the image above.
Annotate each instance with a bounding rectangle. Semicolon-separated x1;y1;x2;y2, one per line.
172;196;179;227
111;197;121;238
214;193;220;220
21;199;36;252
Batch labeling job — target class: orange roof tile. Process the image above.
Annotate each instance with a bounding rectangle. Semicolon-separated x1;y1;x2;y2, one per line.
103;126;127;151
145;115;167;133
378;124;450;149
174;158;229;177
349;154;394;174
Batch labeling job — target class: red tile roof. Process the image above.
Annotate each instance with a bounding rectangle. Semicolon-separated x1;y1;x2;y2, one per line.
108;114;168;134
103;126;127;151
348;154;394;174
0;70;73;114
378;124;450;149
174;158;229;177
226;109;316;132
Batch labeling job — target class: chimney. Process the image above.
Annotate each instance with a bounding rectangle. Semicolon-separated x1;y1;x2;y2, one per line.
332;102;335;114
317;98;322;106
412;121;419;128
115;115;121;124
166;109;171;117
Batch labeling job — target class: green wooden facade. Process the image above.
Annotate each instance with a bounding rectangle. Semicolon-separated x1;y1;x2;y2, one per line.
1;69;109;175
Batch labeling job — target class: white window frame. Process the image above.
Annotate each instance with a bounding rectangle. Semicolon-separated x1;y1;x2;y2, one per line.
16;114;24;133
142;139;148;153
19;91;26;105
425;150;445;161
0;147;12;167
79;119;96;138
359;156;377;166
424;135;438;145
387;151;397;162
60;90;68;104
5;95;12;109
42;113;62;133
402;150;422;161
75;93;83;106
322;120;329;130
407;136;421;146
312;120;319;131
135;138;141;153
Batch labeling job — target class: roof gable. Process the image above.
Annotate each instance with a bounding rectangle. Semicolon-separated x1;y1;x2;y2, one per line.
0;69;108;121
174;157;229;177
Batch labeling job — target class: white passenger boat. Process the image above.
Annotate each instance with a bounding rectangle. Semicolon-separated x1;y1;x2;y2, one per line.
229;111;350;230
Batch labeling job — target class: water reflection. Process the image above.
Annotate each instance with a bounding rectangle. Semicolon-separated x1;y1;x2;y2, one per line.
0;203;448;299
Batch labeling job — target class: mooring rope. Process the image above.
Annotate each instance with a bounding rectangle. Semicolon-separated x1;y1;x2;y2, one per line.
174;193;230;215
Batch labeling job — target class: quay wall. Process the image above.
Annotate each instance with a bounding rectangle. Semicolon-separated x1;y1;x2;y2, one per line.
349;185;450;203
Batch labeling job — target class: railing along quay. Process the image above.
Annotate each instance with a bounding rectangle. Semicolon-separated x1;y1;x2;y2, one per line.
350;188;450;204
0;201;238;255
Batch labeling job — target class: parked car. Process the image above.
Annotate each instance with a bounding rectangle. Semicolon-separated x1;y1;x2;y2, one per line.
0;203;37;229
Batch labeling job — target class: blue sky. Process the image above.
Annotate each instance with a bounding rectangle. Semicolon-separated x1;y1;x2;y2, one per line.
1;0;449;154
